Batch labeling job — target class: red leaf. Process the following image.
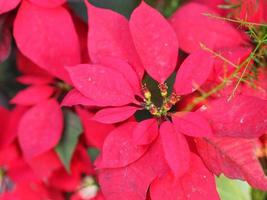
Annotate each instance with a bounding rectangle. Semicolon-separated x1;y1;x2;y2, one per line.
76;107;115;149
85;2;144;78
10;85;54;106
93;106;138;124
199;95;267;138
61;89;98;107
160;121;190;177
14;1;80;83
16;51;52;77
18;99;63;159
98;138;169;200
195;137;267;190
16;75;54;85
0;0;21;14
28;0;66;8
97;122;148;168
97;57;141;94
170;3;244;53
0;107;10;148
132;118;159;146
129;2;178;83
26;150;62;179
174;50;214;95
0;106;27;149
173;112;213;137
150;153;219;200
67;64;135;106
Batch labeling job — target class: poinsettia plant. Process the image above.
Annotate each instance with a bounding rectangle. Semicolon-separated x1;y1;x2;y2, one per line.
0;0;267;199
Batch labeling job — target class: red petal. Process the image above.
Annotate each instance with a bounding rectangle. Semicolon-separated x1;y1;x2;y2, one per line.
212;46;251;79
17;50;52;77
150;153;219;200
61;89;98;107
173;112;213;137
16;75;54;85
0;0;21;14
0;106;27;149
26;150;62;178
98;138;169;200
14;1;80;83
160;121;190;177
199;95;267;138
195;137;267;190
132;118;158;145
0;107;10;148
18;99;63;159
97;57;141;94
129;2;178;83
67;64;135;106
170;3;244;53
85;2;144;78
76;107;115;149
97;122;148;168
10;85;54;106
174;50;214;95
28;0;66;8
93;106;138;124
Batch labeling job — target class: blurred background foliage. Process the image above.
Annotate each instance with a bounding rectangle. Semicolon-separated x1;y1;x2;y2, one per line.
1;0;267;199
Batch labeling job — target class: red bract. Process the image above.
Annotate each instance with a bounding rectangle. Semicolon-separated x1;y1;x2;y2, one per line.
199;95;267;138
10;85;54;106
129;2;178;83
150;153;219;200
86;2;144;79
28;0;66;8
0;0;21;14
66;1;215;124
13;0;81;83
18;99;63;159
195;136;267;190
169;2;245;53
76;106;115;149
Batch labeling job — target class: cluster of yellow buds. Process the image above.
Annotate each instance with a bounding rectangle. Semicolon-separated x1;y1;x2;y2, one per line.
141;83;180;117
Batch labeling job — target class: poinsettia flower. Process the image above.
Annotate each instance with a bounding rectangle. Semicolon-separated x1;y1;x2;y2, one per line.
66;2;215;128
66;1;214;179
64;2;222;199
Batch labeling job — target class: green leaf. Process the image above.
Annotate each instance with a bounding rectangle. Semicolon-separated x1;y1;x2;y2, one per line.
55;109;83;173
87;148;100;162
88;0;140;18
251;188;267;200
216;175;252;200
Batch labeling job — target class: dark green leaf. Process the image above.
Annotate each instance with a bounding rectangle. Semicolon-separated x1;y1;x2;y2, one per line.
56;109;83;173
87;148;100;162
251;188;267;200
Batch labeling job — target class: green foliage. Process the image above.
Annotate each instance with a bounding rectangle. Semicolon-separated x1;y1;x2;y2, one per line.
87;148;100;162
251;189;267;200
89;0;140;18
56;109;83;172
145;0;181;17
216;175;252;200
